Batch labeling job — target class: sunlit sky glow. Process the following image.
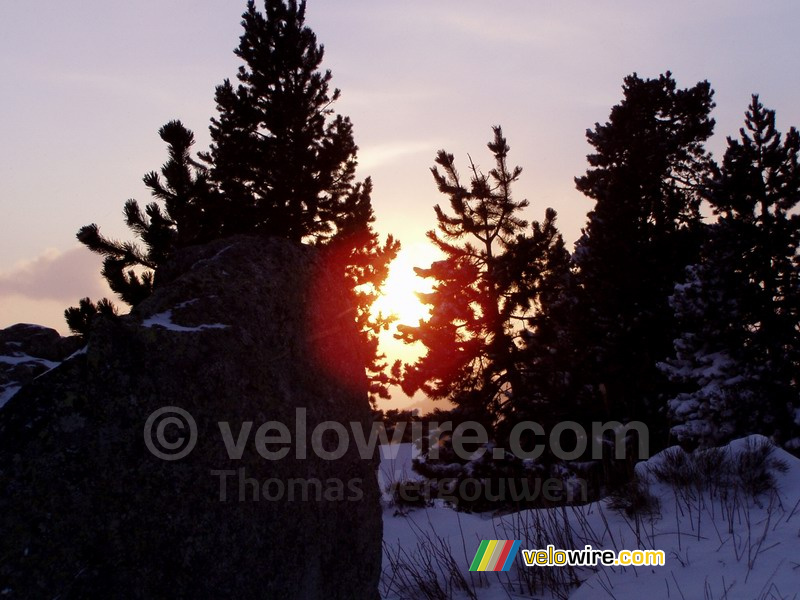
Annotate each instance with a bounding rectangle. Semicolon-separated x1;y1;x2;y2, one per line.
2;1;800;409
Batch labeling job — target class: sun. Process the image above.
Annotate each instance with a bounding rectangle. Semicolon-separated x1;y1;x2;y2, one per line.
371;246;434;327
369;243;443;410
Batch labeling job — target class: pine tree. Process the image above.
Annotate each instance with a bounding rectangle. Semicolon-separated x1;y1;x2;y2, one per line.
659;236;757;447
571;72;716;435
397;127;568;428
68;1;399;404
67;120;215;332
199;0;361;242
199;0;400;402
662;96;800;451
64;298;118;337
324;177;400;405
506;219;575;428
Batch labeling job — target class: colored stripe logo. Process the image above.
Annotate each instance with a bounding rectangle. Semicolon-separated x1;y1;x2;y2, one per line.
469;540;521;572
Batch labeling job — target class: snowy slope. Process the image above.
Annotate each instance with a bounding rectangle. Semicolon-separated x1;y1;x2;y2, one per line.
380;436;800;600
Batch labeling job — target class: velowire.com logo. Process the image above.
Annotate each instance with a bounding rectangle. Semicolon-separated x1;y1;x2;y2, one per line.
469;540;521;572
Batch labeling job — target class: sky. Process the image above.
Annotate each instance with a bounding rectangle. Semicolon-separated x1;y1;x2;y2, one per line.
2;1;800;408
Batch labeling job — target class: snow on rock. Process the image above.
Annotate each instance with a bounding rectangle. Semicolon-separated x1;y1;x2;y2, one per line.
0;353;60;369
0;386;21;409
141;309;228;332
0;323;83;412
64;345;89;361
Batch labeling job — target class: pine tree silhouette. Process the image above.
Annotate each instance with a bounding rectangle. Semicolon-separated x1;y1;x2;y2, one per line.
64;298;118;338
72;120;215;312
199;0;363;242
397;127;568;429
571;72;716;437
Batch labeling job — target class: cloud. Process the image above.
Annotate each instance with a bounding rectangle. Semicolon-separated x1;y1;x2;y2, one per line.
0;246;110;303
359;140;438;170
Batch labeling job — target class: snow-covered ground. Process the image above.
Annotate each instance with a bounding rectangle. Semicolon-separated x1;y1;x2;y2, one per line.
380;436;800;599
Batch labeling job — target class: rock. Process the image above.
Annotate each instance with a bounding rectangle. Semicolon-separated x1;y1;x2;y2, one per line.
0;323;83;408
0;235;381;599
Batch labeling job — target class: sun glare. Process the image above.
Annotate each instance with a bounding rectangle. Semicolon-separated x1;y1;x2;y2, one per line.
372;246;436;328
368;244;441;410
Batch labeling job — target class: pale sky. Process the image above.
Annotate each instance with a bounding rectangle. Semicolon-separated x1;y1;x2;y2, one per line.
2;1;800;407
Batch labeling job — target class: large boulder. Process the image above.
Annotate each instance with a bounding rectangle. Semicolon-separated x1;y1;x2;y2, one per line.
0;236;382;599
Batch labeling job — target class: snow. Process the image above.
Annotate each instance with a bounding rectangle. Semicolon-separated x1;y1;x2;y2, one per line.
0;353;59;369
0;346;94;409
0;352;63;395
141;310;229;333
0;345;91;409
0;385;21;409
379;443;423;504
174;299;199;309
192;244;234;269
64;346;88;360
380;435;800;599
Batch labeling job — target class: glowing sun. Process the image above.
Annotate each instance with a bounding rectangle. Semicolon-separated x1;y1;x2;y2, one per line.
371;245;437;327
